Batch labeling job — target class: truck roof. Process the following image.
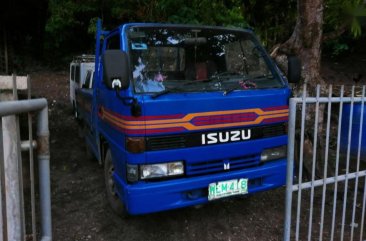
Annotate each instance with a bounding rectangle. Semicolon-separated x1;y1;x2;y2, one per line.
72;54;95;63
106;23;254;36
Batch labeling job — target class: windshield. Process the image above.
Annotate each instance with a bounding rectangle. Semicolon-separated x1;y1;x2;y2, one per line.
127;26;284;94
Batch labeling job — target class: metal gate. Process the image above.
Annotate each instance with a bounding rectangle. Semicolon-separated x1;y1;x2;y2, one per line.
284;85;366;241
0;75;51;241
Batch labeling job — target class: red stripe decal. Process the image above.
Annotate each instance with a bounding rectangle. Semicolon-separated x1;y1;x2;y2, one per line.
192;117;257;126
192;113;257;122
262;105;288;111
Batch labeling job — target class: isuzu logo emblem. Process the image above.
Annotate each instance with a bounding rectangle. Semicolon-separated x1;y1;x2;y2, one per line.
201;129;251;145
224;162;230;170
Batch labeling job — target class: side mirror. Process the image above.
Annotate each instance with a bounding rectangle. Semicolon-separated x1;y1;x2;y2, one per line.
102;50;130;89
287;55;301;83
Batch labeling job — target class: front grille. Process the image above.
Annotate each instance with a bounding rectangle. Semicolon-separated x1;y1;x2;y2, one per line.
146;123;286;151
262;124;286;138
186;154;260;176
146;136;186;151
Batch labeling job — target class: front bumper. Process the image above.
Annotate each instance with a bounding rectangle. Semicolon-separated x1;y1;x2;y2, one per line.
113;159;286;215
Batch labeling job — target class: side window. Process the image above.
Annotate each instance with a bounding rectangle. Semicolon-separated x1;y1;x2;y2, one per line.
71;66;75;81
75;65;80;84
106;34;120;50
83;70;92;89
90;72;94;88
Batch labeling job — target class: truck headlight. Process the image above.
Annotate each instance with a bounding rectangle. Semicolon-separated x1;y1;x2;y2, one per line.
140;161;184;180
260;146;287;162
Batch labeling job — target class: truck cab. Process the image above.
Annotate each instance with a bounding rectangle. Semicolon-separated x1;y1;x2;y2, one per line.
76;22;300;215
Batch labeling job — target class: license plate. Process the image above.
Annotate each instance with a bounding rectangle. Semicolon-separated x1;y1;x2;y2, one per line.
208;178;248;201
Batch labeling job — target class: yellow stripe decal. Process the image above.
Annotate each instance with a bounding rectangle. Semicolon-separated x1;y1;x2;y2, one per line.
100;107;288;131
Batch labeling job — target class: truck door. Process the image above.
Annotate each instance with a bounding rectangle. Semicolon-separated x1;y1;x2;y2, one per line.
94;33;126;160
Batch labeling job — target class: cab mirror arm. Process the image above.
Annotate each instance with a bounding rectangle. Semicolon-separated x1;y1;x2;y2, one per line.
114;86;141;117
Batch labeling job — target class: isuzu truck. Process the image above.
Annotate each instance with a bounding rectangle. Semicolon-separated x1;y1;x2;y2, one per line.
75;20;300;215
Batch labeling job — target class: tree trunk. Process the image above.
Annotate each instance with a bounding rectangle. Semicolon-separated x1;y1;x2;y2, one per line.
275;0;325;87
274;0;332;178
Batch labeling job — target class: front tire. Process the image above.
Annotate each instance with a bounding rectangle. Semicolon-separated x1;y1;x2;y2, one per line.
104;150;127;216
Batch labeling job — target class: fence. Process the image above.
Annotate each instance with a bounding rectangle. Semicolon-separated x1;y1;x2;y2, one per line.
0;75;51;241
284;84;366;241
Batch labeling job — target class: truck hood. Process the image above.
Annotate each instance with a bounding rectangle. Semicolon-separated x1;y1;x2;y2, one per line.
137;88;290;136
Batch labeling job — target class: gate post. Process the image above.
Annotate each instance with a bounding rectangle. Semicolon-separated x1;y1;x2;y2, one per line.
0;75;28;241
284;98;297;241
0;95;23;241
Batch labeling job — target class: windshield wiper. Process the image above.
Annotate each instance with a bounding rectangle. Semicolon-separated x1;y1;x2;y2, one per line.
196;72;245;83
213;72;245;80
151;87;180;99
222;78;258;96
151;81;197;99
250;74;274;80
223;87;237;96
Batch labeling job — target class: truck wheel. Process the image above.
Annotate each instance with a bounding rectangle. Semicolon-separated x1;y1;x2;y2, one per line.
73;102;79;120
104;150;127;216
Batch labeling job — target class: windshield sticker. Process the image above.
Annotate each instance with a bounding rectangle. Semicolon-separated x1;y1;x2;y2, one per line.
154;72;167;82
133;57;165;93
239;80;257;89
133;57;146;81
131;43;148;50
167;36;180;45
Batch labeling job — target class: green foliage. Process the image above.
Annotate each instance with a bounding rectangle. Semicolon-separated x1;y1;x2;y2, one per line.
324;0;366;38
324;40;349;57
45;0;248;62
106;0;247;27
43;0;365;64
323;0;366;56
45;0;99;61
158;0;246;27
241;0;297;48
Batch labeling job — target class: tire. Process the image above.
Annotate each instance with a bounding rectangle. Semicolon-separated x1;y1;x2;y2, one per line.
104;150;127;216
73;102;79;120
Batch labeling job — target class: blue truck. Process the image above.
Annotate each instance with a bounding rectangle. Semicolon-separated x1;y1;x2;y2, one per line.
75;20;300;215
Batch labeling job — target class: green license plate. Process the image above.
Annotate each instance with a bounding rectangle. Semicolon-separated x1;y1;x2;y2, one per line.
208;178;248;201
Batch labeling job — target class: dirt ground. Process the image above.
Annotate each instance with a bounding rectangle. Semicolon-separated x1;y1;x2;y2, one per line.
27;54;366;241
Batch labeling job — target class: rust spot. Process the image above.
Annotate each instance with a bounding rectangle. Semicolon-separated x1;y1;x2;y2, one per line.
37;135;49;155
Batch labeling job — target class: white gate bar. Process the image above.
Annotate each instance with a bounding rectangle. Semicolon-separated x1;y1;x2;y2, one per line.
283;91;297;241
340;86;355;241
350;86;365;241
319;86;333;241
331;85;344;241
292;170;366;191
295;84;307;241
305;86;320;241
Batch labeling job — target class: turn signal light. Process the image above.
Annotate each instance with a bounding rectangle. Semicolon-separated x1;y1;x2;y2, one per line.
126;137;145;153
